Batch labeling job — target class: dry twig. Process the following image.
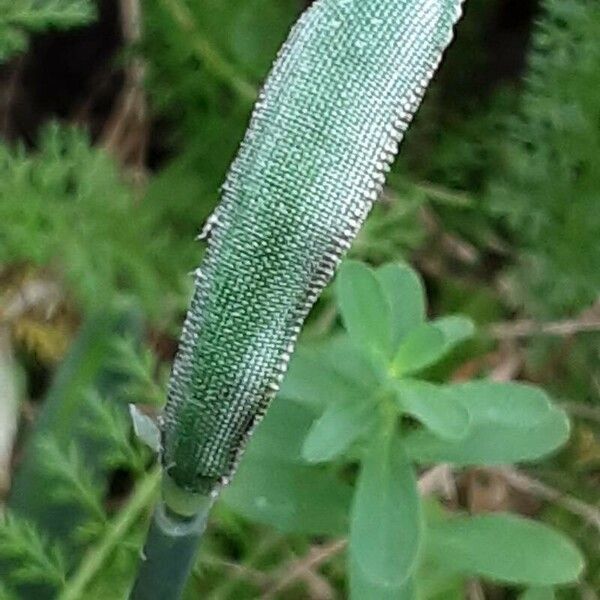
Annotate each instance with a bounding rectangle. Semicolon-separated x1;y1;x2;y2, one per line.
100;0;149;174
488;312;600;340
495;467;600;535
261;540;346;600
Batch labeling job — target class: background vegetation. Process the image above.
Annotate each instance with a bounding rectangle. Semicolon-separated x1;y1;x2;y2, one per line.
0;0;598;598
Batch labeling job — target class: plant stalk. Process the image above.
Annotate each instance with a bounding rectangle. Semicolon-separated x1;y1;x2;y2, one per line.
130;492;213;600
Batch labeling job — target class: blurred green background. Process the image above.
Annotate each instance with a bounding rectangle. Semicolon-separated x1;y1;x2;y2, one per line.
0;0;598;598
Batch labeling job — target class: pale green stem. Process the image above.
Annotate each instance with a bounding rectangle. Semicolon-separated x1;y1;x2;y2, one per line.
130;475;215;599
59;468;161;600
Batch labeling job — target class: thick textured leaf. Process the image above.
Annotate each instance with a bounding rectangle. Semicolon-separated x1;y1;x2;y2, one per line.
427;514;584;585
279;345;365;410
376;263;426;349
222;458;351;536
350;559;416;600
336;261;392;360
302;399;377;463
392;379;470;440
519;588;556;600
350;435;422;587
405;382;570;465
432;315;475;352
391;323;446;376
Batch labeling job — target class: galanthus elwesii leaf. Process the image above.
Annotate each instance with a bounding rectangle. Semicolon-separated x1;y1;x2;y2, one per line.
302;399;377;463
350;434;422;587
336;260;393;361
392;379;470;440
375;262;426;349
391;323;446;376
405;382;570;465
427;514;584;585
161;0;465;495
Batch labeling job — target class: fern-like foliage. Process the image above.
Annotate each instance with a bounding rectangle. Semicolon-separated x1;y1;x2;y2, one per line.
108;336;167;407
0;124;191;319
81;391;149;475
36;437;108;527
141;0;301;239
0;0;95;61
488;0;600;315
0;513;67;590
1;385;153;593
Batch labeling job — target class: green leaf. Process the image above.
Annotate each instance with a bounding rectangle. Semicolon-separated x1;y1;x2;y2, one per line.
427;514;584;585
245;398;315;463
405;382;570;465
519;587;556;600
0;0;96;62
376;263;426;349
320;335;380;390
302;400;377;463
391;323;446;376
222;398;351;535
222;459;351;536
280;345;366;410
392;379;470;440
336;261;393;360
350;559;416;600
432;315;476;352
350;434;422;587
416;559;465;600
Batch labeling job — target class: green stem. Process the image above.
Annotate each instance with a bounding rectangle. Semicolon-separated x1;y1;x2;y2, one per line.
130;493;214;600
59;468;161;600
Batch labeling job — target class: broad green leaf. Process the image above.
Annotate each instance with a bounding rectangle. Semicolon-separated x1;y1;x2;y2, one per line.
222;458;351;536
519;587;556;600
280;345;366;410
350;434;422;587
391;323;446;376
432;315;476;352
223;398;351;534
320;335;380;390
336;261;393;360
350;559;416;600
405;382;570;465
376;263;426;349
427;514;584;585
392;379;470;440
245;398;314;463
416;560;465;600
302;399;377;463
